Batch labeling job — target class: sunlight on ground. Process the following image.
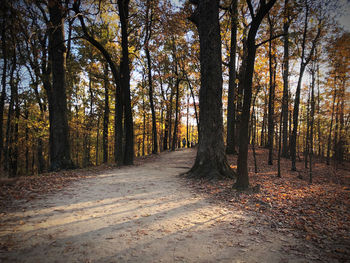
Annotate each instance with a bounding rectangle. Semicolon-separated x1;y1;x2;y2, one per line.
0;150;304;263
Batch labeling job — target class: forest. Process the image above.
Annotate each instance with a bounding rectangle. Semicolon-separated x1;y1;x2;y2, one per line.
0;0;349;261
0;0;349;181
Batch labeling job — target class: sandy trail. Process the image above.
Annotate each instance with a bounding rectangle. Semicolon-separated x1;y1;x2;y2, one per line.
0;149;316;262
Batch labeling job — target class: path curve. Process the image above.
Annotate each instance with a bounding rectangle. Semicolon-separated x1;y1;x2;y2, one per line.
1;149;314;262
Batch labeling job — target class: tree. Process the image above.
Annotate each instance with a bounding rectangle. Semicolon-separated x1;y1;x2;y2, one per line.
0;3;8;166
73;0;133;165
47;0;73;170
103;63;109;163
118;0;134;164
281;0;291;157
267;12;277;165
290;0;321;171
226;0;238;155
308;54;316;183
144;0;158;154
186;0;234;180
235;0;276;189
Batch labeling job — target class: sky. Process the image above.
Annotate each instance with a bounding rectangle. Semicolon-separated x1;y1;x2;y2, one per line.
170;0;350;32
338;0;350;32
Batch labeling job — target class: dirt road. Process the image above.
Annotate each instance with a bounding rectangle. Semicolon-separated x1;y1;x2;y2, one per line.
0;149;317;262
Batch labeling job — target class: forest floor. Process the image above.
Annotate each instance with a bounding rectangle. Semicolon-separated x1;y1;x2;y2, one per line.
0;148;349;262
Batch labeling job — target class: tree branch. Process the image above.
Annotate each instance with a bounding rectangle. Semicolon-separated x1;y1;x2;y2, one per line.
255;33;286;48
222;60;230;67
247;0;255;19
72;0;121;84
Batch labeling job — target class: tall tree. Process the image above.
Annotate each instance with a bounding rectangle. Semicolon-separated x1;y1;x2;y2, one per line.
73;0;124;165
187;0;233;180
103;63;109;163
118;0;134;164
267;13;277;165
281;0;291;157
235;0;276;189
47;0;73;170
290;0;321;171
226;0;238;155
0;5;8;165
144;0;158;154
309;55;316;183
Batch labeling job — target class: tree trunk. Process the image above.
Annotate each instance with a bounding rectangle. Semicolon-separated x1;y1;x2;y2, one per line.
103;63;109;163
96;116;100;165
172;78;180;151
337;79;345;163
235;0;276;189
226;0;238;155
305;90;310;169
277;106;283;178
73;1;123;165
326;81;337;165
10;85;19;177
186;93;190;148
309;61;315;184
185;74;199;134
25;111;29;175
47;0;73;171
267;14;276;165
261;91;268;147
290;1;320;171
142;88;146;156
8;60;19;177
168;84;174;149
187;0;233;180
252;99;259;174
118;0;134;164
145;0;158;154
281;0;290;158
4;46;16;175
317;65;322;159
0;18;7;166
333;100;339;167
37;138;45;173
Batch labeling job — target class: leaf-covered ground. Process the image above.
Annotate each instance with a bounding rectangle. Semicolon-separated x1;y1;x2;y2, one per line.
1;149;314;263
185;147;350;262
0;148;349;262
0;154;162;211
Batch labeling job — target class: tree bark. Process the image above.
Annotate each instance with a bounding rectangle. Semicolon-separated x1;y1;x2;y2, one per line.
187;0;234;180
47;0;73;171
145;0;158;154
118;0;134;164
0;17;7;166
186;93;190;148
6;52;17;177
326;79;337;165
281;0;290;157
309;60;316;183
235;0;276;189
261;90;268;147
172;78;180;151
290;1;321;171
267;14;276;165
226;0;238;155
103;63;109;163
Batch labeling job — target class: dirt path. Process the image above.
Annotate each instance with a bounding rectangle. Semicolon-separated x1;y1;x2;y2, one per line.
0;149;318;262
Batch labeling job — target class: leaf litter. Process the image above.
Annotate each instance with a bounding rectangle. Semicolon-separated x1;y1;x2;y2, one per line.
184;146;350;262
